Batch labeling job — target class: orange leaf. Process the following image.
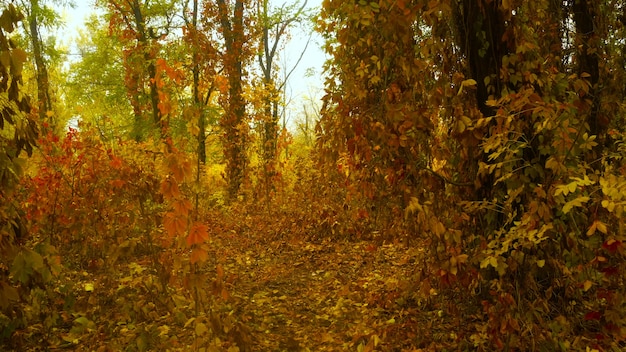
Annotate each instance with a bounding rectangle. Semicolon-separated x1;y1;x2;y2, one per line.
216;263;224;280
190;247;208;264
173;199;192;217
109;156;123;169
167;154;193;182
110;179;126;188
160;177;180;200
164;212;187;238
186;223;209;246
221;287;229;300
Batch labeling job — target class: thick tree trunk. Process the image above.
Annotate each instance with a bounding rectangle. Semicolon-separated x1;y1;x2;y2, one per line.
573;0;604;140
453;0;509;202
217;0;247;199
454;0;508;118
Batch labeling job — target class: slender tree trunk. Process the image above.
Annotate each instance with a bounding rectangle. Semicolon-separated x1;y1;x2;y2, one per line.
256;0;308;197
28;0;52;123
130;0;163;134
190;0;206;164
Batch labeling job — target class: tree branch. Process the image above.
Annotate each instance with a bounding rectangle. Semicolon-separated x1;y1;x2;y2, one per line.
420;167;474;187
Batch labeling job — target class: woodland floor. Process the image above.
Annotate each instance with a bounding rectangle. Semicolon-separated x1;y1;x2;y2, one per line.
34;217;460;352
197;226;452;351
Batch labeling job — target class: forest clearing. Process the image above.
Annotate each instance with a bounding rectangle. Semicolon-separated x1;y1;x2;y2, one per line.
1;0;626;351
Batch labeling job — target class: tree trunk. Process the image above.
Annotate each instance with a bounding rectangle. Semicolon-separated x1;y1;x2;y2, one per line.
573;0;604;140
130;0;163;134
217;0;247;199
28;0;52;124
454;0;508;118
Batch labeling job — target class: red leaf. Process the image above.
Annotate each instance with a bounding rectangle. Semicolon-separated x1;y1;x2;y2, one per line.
597;289;614;301
109;156;123;169
584;311;602;321
602;239;622;253
600;266;619;277
110;179;126;188
364;244;377;252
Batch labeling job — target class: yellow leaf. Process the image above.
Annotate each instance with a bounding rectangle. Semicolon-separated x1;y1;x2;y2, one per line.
157;325;170;336
562;196;590;214
0;51;9;69
567;182;577;193
536;259;545;268
583;280;592;292
496;261;508;276
596;221;608;234
10;48;27;75
84;283;94;292
462;78;477;86
486;99;498;107
434;220;446;237
184;317;195;328
586;221;597;236
456;119;466;133
602;200;615;212
195;322;208;336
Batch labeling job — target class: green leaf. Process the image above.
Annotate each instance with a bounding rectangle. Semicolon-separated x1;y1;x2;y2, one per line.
11;251;33;284
0;282;19;309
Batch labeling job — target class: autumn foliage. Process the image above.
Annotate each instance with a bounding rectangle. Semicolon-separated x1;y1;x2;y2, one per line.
317;0;626;350
2;0;626;351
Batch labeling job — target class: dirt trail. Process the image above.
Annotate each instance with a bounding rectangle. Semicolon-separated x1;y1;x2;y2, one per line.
213;233;428;351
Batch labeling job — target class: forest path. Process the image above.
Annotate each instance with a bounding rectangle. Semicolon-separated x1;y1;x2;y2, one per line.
210;230;431;351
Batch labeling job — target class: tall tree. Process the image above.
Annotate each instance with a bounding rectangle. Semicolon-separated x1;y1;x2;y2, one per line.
317;0;435;231
182;0;219;164
256;0;309;194
66;15;130;139
0;3;41;344
102;0;176;140
21;0;54;124
210;0;251;199
572;0;605;149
